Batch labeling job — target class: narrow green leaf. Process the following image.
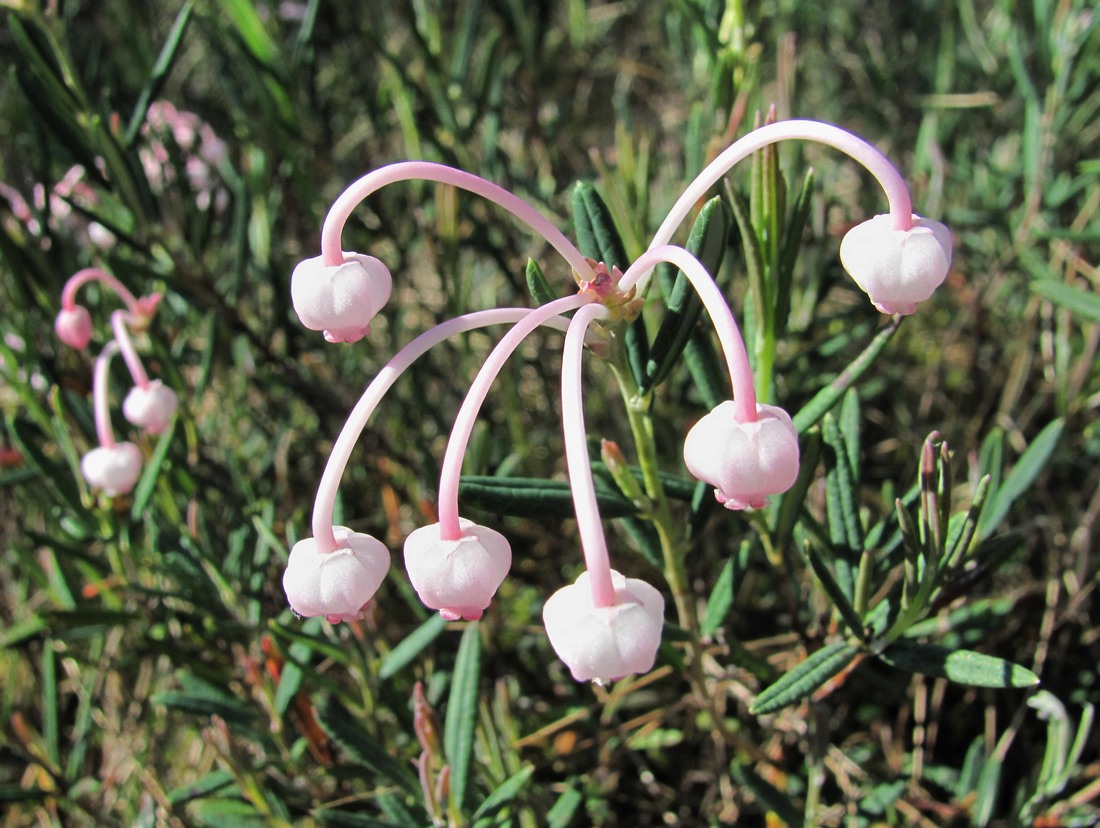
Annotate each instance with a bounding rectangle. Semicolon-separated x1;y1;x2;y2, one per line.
750;642;859;714
726;186;767;332
804;543;866;640
42;642;59;770
125;1;196;145
316;812;400;828
643;197;731;392
822;412;863;553
191;798;267;827
0;785;49;803
571;181;628;268
776;168;815;334
838;389;862;492
130;418;177;520
730;761;804;826
153;672;256;724
525;258;558;307
881;641;1040;688
546;783;583;828
445;623;481;811
459;475;637;518
973;750;1003;828
379;613;447;680
683;329;727;411
221;0;281;66
770;428;821;552
792;316;902;433
700;545;740;639
316;697;420;798
167;770;237;805
471;764;535;822
978;418;1063;537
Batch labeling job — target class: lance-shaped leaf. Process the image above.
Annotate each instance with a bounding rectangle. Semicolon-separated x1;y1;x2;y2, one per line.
643;197;732;392
978;418;1064;538
750;642;859;714
459;475;638;518
880;640;1040;688
445;622;481;811
470;764;536;823
792;316;901;433
525;258;558;307
317;697;420;798
804;542;867;641
700;540;749;640
1032;279;1100;323
776;168;816;335
378;614;448;680
125;1;196;144
683;328;727;411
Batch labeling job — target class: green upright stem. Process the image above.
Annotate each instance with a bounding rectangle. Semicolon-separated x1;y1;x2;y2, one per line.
608;346;697;635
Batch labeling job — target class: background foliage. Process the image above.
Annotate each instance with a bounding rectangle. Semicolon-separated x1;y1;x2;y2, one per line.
1;0;1098;825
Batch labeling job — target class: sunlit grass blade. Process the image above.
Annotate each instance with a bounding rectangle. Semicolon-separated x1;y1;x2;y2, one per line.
445;622;482;812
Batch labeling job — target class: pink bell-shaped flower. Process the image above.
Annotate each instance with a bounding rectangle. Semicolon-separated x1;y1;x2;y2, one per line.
839;214;953;315
282;527;391;623
403;518;511;621
55;306;94;349
290;253;393;343
542;569;665;684
684;401;800;511
123;380;178;434
80;443;142;496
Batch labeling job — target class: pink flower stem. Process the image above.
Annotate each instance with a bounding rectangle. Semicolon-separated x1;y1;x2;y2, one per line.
312;306;580;554
629;119;915;293
620;245;757;423
319;161;595;281
437;293;593;541
61;267;142;315
110;311;150;389
561;302;617;608
93;341;120;448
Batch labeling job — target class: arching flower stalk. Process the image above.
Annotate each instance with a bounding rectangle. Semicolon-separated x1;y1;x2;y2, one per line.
80;341;142;497
286;118;952;685
56;267;161;349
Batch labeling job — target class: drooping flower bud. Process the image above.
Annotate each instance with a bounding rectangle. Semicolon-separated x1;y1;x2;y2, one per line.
542;569;665;684
290;253;393;343
403;519;511;621
283;527;391;623
123;380;178;434
839;214;953;315
80;443;142;495
684;401;799;511
55;306;94;349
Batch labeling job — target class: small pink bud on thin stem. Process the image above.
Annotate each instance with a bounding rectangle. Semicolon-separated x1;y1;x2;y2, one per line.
92;340;121;449
110;311;150;390
61;267;144;317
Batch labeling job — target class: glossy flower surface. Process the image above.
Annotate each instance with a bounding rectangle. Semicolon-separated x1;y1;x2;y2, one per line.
839;214;953;315
123;380;178;434
403;518;511;621
542;569;665;684
684;401;800;510
291;253;392;343
80;443;142;495
55;306;93;349
282;527;391;623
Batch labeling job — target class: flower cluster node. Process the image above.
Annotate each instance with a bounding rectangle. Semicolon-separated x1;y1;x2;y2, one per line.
290;252;392;343
403;519;512;621
283;527;391;623
542;570;665;685
575;259;642;321
839;214;954;316
684;401;800;511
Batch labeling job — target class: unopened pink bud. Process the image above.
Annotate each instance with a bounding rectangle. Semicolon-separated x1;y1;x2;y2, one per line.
123;380;178;434
403;519;511;621
684;401;799;511
291;253;392;343
81;443;142;495
282;527;390;623
542;569;665;684
839;214;953;315
55;306;94;349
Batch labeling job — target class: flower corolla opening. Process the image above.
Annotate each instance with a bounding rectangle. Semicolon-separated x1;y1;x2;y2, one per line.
291;253;393;343
123;380;178;434
684;401;800;511
839;214;953;315
403;518;512;621
542;569;665;684
283;526;391;623
81;443;142;496
55;306;93;349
